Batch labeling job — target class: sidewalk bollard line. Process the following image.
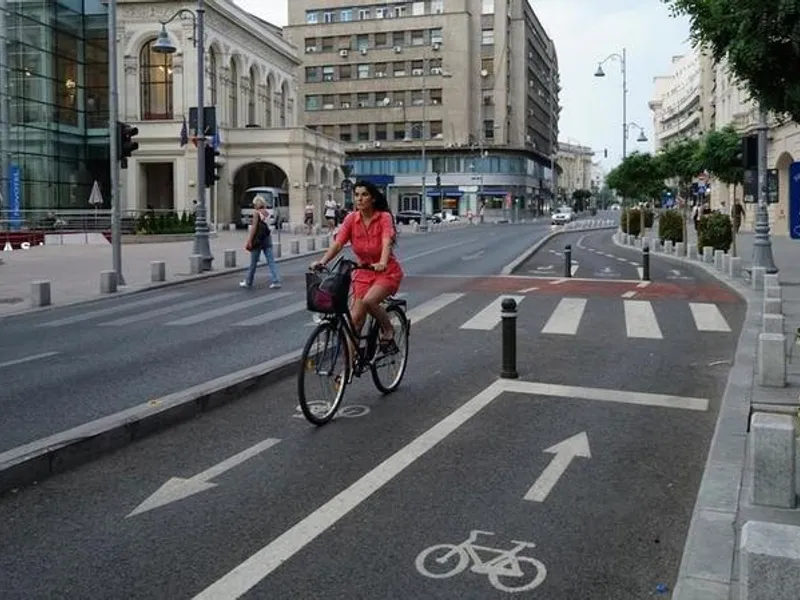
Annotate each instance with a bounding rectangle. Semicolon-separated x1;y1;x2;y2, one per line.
500;297;518;379
642;245;650;281
564;244;572;278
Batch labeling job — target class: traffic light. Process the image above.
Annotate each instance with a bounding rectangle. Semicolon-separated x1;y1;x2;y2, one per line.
204;144;221;188
117;122;139;169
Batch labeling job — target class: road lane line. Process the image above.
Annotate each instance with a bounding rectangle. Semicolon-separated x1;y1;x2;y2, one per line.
0;351;59;370
621;291;637;298
165;292;292;326
624;300;663;339
191;380;509;600
37;292;187;327
689;302;732;332
541;298;586;335
234;301;307;326
460;295;525;330
402;239;476;262
99;293;237;326
406;293;464;324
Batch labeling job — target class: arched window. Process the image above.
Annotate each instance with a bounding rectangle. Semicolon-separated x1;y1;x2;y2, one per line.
140;38;173;120
248;66;256;125
207;47;217;106
265;76;272;127
228;59;238;127
280;82;287;126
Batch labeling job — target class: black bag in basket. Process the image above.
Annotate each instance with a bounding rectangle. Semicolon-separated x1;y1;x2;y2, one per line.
306;263;352;314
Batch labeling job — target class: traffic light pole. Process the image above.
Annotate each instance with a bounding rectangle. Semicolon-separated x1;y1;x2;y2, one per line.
108;0;125;285
192;0;213;271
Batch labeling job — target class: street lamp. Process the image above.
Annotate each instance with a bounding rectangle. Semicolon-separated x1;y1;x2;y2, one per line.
152;4;214;271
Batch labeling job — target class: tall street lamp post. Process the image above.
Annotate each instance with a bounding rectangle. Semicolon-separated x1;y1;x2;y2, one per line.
153;3;214;271
752;107;778;273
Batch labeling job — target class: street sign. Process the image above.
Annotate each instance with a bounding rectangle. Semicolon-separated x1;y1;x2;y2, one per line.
88;180;104;206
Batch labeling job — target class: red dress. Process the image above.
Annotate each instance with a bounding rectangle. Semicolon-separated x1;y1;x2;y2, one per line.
334;210;404;299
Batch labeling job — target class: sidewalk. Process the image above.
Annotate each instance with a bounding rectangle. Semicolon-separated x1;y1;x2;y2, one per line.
0;221;471;318
615;228;800;599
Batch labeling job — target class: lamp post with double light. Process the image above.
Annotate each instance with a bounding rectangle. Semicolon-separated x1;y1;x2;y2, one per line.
152;5;214;271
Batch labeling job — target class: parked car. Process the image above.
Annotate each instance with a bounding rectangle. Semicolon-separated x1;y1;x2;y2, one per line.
551;207;573;225
395;210;441;225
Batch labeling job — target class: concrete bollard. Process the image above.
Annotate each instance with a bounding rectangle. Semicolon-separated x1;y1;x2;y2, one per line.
150;261;166;282
750;413;797;508
764;297;782;315
189;254;203;275
687;243;697;260
765;285;782;300
223;249;236;269
714;249;724;270
30;280;51;308
722;253;730;274
664;240;674;254
290;240;300;255
729;256;742;278
100;270;117;294
751;266;766;290
763;313;785;335
274;242;282;258
321;235;330;249
740;520;800;600
758;332;787;387
675;241;685;257
764;273;780;288
307;237;316;252
702;246;714;262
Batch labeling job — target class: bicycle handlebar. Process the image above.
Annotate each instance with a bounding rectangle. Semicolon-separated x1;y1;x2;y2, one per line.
311;257;375;273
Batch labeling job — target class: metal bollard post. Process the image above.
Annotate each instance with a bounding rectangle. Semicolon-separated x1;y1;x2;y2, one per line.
642;245;650;281
500;297;519;379
564;244;572;278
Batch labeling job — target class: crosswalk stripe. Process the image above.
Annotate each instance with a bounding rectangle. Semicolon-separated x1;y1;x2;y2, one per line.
98;293;237;326
406;293;464;325
689;302;731;332
541;298;586;335
37;292;187;327
235;301;307;326
165;292;293;326
460;295;525;330
623;300;663;339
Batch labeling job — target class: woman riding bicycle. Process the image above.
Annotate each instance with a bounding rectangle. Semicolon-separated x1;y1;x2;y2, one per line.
310;180;404;352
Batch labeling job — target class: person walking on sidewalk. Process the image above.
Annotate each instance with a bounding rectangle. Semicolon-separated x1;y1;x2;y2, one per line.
240;196;281;289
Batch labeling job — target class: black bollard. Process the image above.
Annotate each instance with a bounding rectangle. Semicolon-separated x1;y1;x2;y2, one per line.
642;245;650;281
564;244;572;278
500;297;519;379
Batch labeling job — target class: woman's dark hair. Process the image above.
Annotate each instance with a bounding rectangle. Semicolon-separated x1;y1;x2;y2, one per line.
354;179;397;244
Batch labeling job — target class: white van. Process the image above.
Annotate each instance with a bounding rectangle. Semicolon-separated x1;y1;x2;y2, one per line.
239;187;289;230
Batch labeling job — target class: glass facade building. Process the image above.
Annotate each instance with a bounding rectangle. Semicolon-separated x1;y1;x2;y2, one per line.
1;0;110;224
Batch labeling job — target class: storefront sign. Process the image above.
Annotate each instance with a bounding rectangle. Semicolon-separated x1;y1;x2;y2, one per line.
8;164;21;230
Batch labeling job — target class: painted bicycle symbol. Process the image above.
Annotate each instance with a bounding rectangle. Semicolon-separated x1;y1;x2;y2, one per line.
292;403;370;420
415;530;547;593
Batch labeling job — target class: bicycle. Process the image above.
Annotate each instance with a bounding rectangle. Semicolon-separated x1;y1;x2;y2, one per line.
298;257;411;426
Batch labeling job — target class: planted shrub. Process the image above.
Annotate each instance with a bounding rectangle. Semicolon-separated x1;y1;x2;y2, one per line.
698;212;733;252
620;208;642;237
135;211;196;235
658;209;684;244
644;209;655;229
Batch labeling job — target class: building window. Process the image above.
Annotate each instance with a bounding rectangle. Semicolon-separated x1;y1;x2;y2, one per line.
393;122;405;139
357;64;370;79
393;31;405;46
393;5;406;17
377;92;391;106
357;124;369;141
139;39;173;120
412;2;425;16
340;9;352;22
247;66;256;124
375;123;387;140
430;28;443;44
321;37;334;51
305;95;320;111
358;8;370;19
228;60;238;126
357;93;371;108
481;58;494;75
323;94;334;110
376;33;388;47
430;121;443;138
356;35;369;50
207;47;217;106
411;60;424;75
375;63;388;78
484;119;494;139
411;89;424;106
432;0;444;13
411;30;425;45
482;30;494;45
339;64;352;80
429;58;442;74
339;94;352;108
392;61;406;77
305;66;319;82
482;0;494;14
375;7;386;18
340;126;352;141
322;66;334;81
306;12;318;23
323;11;335;23
411;122;424;139
265;77;272;125
430;89;442;105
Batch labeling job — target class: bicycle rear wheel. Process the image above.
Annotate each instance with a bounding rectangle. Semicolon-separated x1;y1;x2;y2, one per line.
298;321;351;425
371;304;410;394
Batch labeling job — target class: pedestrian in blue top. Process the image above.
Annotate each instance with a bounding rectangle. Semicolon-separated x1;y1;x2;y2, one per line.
240;195;281;289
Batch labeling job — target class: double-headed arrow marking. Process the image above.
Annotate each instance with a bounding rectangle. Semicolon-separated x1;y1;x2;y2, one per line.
524;432;591;503
127;438;281;517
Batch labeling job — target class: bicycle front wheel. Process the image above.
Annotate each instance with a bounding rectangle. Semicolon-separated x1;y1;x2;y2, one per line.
371;304;410;394
298;321;351;426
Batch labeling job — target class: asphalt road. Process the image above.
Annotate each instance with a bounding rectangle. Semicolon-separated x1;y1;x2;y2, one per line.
0;220;561;453
0;238;746;599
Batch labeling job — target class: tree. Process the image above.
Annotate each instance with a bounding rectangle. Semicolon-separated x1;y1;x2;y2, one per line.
699;124;744;192
571;189;592;211
605;151;665;201
662;0;800;122
657;138;703;197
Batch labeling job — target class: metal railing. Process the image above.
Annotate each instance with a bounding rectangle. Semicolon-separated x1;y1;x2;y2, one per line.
0;208;193;236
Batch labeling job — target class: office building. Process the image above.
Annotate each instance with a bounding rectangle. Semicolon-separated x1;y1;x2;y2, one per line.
556;141;593;200
284;0;560;217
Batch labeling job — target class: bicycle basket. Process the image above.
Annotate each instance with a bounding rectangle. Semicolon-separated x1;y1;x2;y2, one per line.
305;268;351;314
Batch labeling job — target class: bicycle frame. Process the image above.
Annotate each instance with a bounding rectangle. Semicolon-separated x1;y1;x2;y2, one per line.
456;531;536;576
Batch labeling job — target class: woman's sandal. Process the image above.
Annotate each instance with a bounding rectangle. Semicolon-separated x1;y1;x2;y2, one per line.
379;329;399;355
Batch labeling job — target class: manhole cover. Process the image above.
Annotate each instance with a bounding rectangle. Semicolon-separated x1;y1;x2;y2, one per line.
0;297;23;305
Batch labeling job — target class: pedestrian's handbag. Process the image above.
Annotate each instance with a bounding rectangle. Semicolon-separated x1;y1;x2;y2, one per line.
305;261;352;314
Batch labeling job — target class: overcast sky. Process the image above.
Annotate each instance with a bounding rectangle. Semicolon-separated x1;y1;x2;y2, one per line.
234;0;692;173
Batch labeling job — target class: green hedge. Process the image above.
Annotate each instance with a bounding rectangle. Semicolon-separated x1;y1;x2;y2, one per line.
135;211;196;235
698;212;733;252
620;208;641;236
658;209;684;244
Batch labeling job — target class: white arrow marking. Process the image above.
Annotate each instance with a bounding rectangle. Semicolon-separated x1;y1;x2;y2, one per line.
670;269;681;276
524;432;591;503
637;267;644;280
535;264;554;271
570;263;579;277
127;438;281;517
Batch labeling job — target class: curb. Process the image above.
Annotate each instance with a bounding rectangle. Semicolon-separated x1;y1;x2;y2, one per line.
612;232;759;600
0;349;303;496
501;221;617;275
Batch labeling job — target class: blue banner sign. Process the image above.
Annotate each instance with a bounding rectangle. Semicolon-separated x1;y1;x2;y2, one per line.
8;164;21;230
789;162;800;239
